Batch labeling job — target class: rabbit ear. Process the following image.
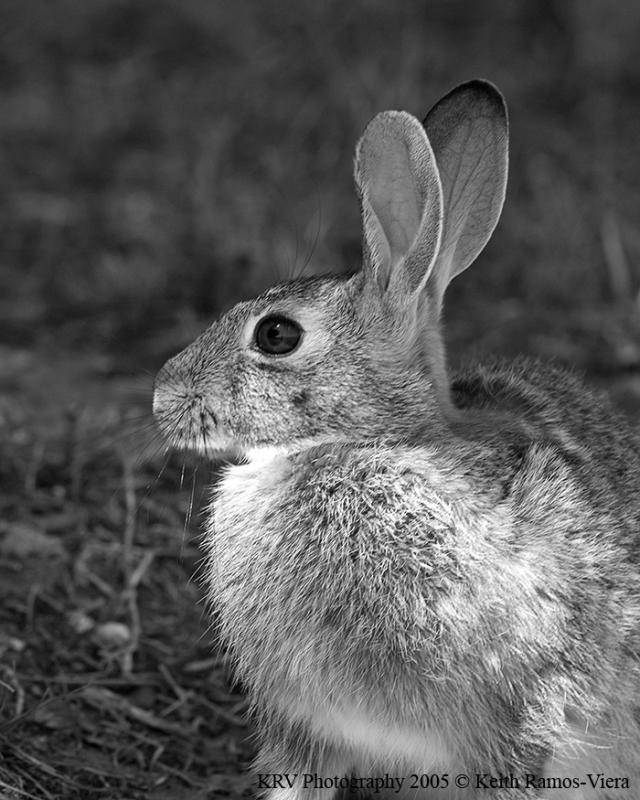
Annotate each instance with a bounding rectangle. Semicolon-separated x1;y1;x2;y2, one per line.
423;80;508;309
354;111;443;298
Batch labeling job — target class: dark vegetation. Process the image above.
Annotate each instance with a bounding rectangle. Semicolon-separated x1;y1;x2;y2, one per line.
0;1;639;797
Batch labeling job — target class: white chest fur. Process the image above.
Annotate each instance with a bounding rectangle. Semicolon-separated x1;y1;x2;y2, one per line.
302;699;451;771
212;447;292;531
207;445;455;780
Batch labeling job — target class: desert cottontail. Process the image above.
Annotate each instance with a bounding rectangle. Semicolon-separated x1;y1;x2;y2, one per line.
153;81;640;799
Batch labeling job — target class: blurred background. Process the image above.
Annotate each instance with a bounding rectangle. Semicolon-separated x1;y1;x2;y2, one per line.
0;1;639;798
2;0;640;375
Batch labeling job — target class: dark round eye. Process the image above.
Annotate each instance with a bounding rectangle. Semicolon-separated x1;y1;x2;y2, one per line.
254;315;303;355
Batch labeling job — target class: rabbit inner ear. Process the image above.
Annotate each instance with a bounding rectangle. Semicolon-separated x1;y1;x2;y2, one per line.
359;194;393;285
423;80;509;310
355;111;443;297
361;137;422;282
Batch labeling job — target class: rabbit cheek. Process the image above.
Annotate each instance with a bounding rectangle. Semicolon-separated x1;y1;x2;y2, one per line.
223;376;293;446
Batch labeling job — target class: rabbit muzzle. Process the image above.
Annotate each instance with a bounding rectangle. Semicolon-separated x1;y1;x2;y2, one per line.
153;361;235;455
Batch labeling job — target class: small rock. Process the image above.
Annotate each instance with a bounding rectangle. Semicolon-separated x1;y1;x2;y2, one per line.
93;622;131;650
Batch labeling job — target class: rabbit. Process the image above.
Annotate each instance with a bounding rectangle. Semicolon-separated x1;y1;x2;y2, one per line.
153;80;640;800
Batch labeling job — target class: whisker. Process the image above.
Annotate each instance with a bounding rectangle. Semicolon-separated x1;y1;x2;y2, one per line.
301;196;322;277
182;464;199;556
289;202;301;282
138;450;175;509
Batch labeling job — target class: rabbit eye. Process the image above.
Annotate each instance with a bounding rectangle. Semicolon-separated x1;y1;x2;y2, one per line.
254;315;303;355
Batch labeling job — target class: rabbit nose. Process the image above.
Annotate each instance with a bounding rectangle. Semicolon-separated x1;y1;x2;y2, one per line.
153;358;221;452
153;362;191;419
154;354;187;390
153;372;212;419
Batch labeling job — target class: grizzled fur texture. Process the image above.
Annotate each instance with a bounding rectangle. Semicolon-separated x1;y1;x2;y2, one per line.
154;81;640;799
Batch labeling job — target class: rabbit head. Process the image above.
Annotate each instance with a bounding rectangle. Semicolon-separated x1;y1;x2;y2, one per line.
153;81;508;457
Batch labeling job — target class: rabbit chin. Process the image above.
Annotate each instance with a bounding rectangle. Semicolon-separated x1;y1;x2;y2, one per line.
243;437;346;463
175;437;329;464
162;431;244;461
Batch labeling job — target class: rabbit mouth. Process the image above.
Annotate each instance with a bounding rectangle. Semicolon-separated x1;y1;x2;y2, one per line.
155;416;239;459
156;412;222;453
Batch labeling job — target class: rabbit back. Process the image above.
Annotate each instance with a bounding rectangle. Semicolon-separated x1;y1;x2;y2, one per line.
452;356;640;530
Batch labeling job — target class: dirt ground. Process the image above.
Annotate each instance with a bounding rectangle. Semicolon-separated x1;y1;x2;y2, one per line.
1;1;639;798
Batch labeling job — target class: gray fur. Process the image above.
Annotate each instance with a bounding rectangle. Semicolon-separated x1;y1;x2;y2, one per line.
153;81;640;799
